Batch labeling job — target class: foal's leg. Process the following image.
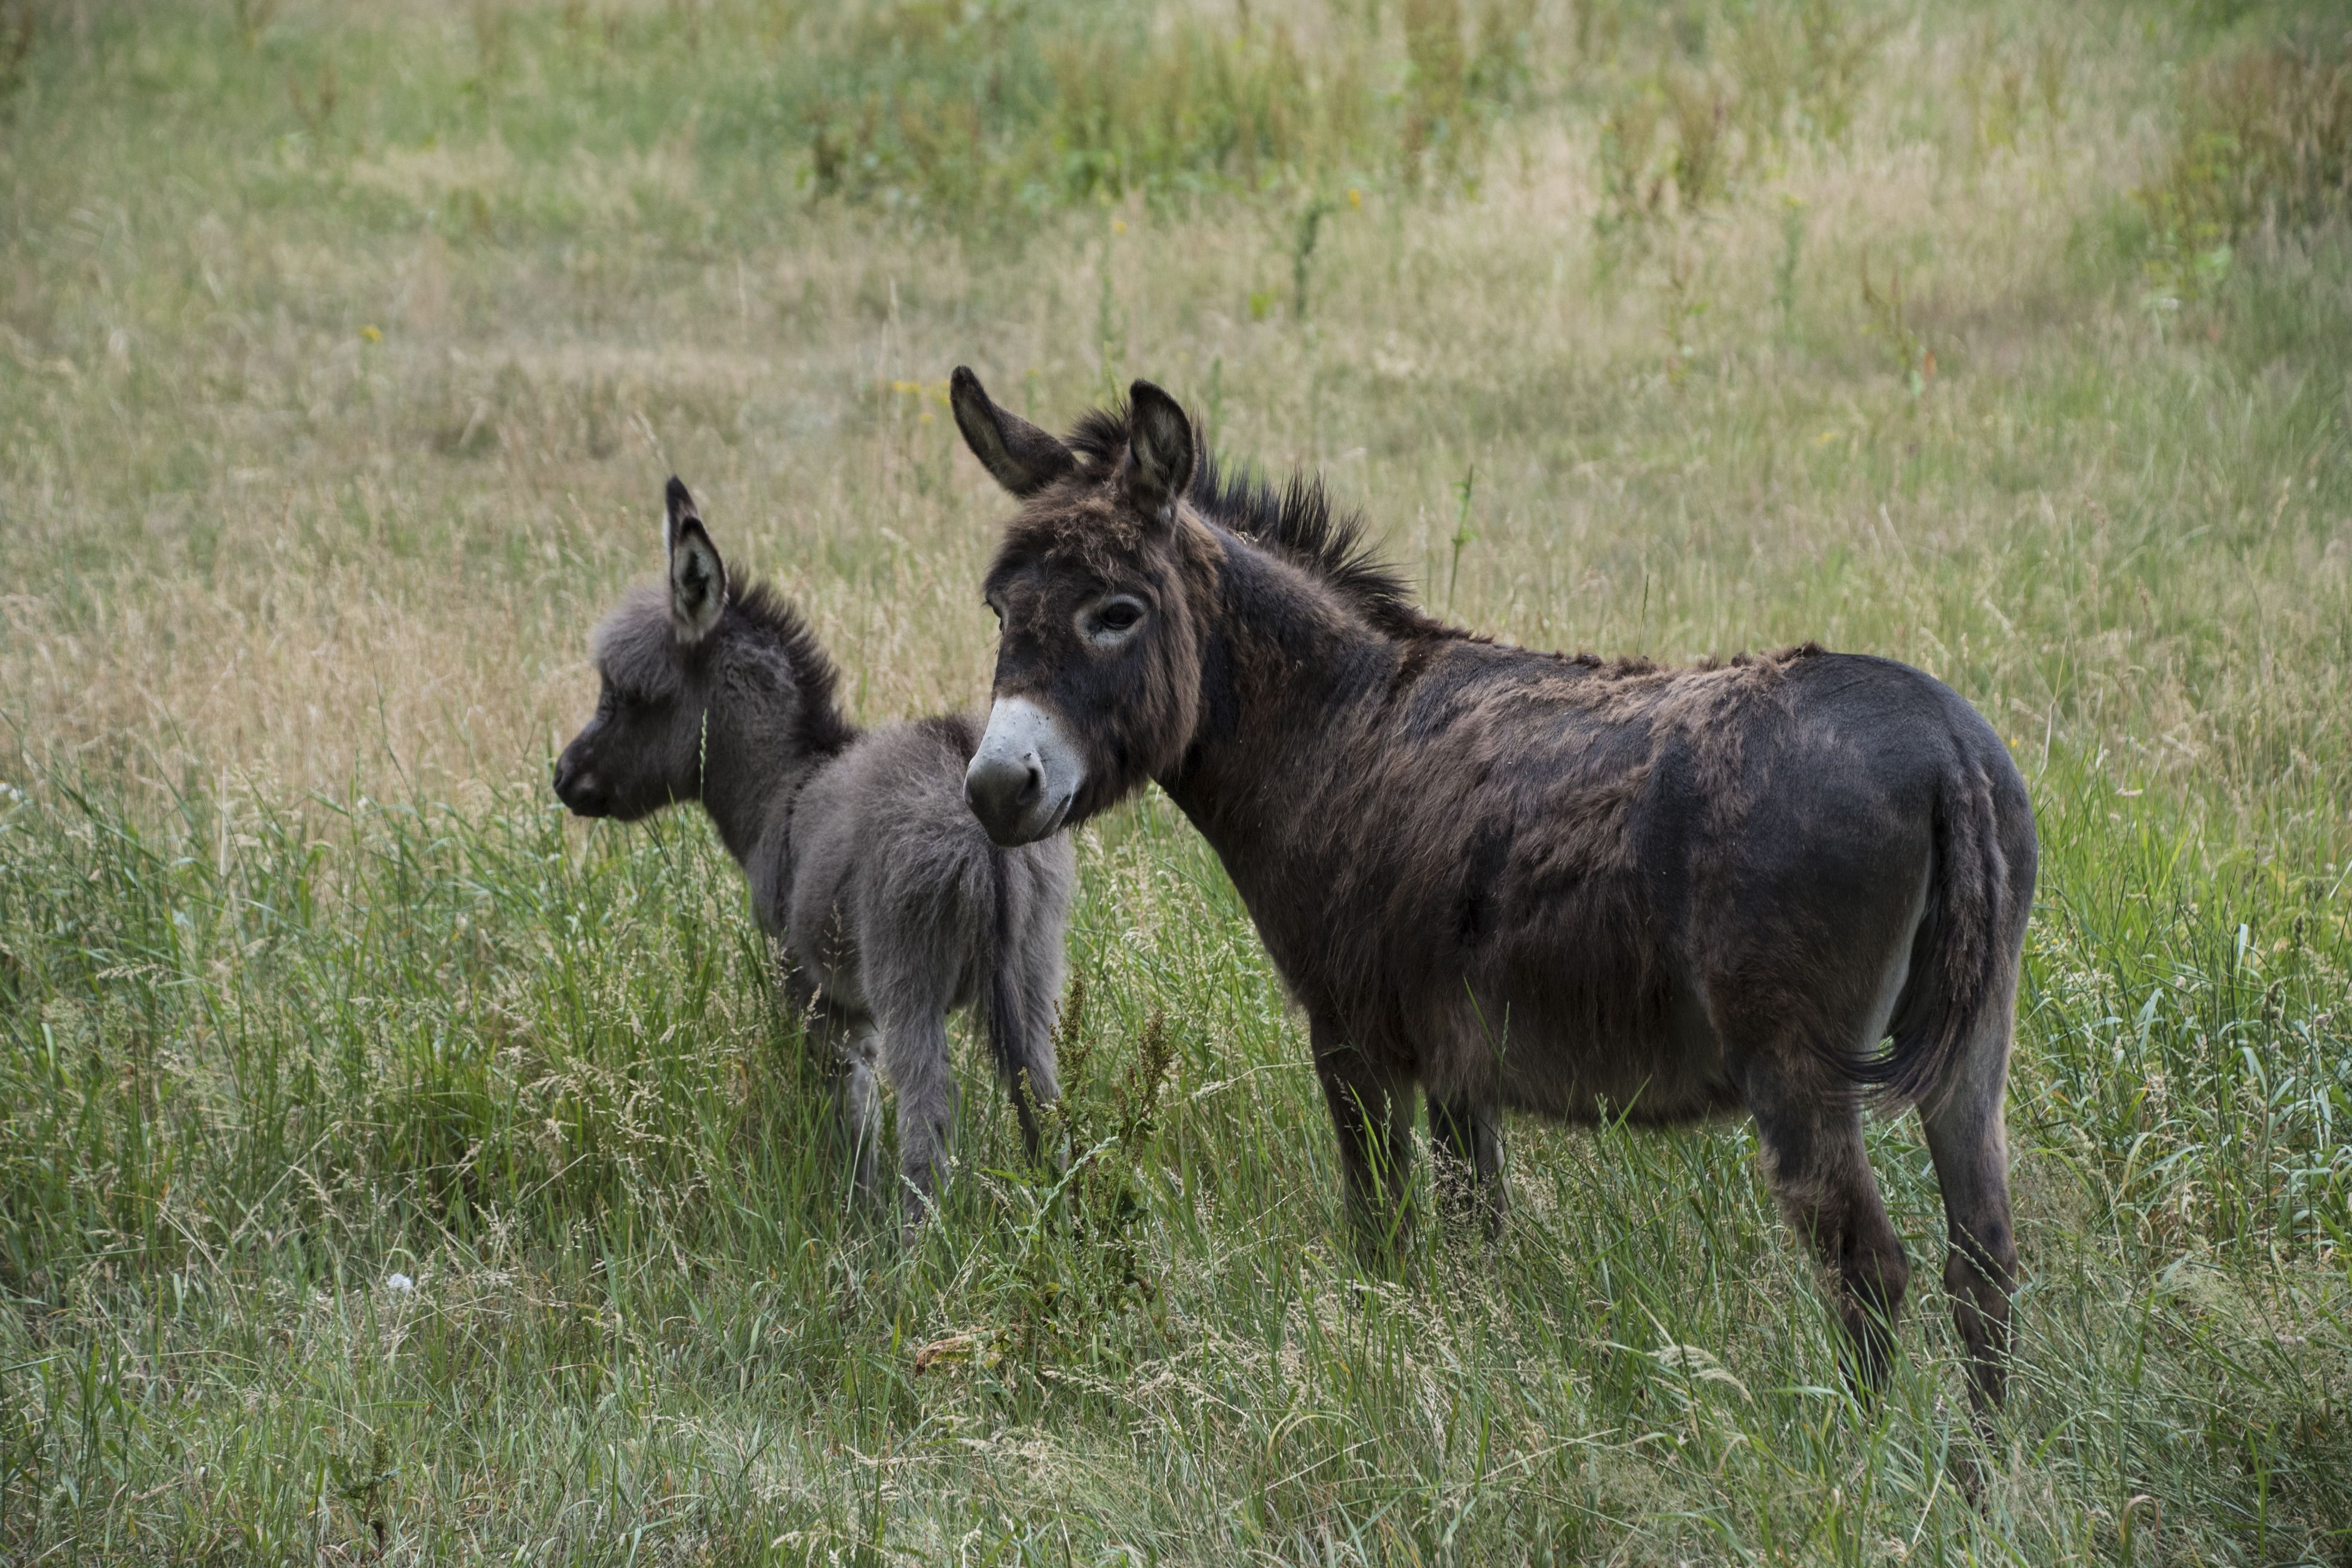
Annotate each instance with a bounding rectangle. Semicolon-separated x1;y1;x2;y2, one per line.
1745;1067;1911;1398
1428;1094;1506;1238
803;1002;882;1206
1008;961;1065;1168
1311;1017;1416;1261
880;1010;958;1226
838;1025;883;1206
1919;1012;2020;1417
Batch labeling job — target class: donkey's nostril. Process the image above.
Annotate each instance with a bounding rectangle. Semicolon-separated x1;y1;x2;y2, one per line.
555;755;609;817
964;749;1047;841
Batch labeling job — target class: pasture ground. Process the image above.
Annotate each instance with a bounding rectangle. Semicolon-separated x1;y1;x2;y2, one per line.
2;0;2350;1560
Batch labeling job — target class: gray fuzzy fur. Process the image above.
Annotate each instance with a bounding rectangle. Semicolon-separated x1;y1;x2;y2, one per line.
555;479;1074;1220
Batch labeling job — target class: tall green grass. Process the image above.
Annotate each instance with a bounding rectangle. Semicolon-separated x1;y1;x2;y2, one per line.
1;757;2345;1561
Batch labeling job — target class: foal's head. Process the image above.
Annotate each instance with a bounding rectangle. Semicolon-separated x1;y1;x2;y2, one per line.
553;477;734;821
953;367;1214;846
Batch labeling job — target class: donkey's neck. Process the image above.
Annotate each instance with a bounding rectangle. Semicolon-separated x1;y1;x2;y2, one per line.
1159;533;1396;867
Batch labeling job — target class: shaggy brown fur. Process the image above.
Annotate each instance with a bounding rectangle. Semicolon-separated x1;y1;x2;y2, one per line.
953;369;2036;1413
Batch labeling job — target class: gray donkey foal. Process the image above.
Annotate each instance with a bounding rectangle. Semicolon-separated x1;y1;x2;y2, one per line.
554;479;1074;1217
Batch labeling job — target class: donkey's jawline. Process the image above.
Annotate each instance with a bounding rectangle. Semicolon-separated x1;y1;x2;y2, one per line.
974;782;1071;848
1006;794;1071;847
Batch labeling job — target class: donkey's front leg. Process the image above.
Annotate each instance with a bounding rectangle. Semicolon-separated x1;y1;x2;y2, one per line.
1310;1016;1416;1263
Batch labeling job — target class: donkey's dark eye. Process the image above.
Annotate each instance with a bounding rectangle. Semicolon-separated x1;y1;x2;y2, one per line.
1079;594;1147;648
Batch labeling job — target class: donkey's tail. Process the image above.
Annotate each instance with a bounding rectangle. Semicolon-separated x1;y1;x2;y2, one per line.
1863;753;2029;1108
984;846;1049;1156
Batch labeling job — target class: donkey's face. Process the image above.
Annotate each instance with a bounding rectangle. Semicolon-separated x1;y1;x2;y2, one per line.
553;478;728;822
953;368;1206;846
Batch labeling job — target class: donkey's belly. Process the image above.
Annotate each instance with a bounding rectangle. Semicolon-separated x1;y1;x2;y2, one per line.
1499;1047;1745;1125
1434;983;1741;1125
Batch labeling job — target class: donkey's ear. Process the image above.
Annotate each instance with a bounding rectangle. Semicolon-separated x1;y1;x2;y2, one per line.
664;476;727;645
1123;379;1195;523
951;365;1075;498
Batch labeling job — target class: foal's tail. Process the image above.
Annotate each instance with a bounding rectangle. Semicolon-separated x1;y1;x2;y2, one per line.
984;846;1048;1154
1864;749;2035;1108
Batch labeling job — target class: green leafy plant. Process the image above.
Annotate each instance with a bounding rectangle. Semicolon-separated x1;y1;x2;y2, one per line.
1860;247;1934;397
0;4;31;109
232;0;279;53
1446;463;1477;613
1774;193;1806;336
1290;193;1337;320
997;980;1177;1370
2138;36;2352;310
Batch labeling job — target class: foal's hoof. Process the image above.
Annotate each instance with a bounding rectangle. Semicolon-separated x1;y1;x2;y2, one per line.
898;1187;941;1251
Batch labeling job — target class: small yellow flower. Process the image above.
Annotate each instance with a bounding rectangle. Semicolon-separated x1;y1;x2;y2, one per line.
360;324;383;344
1813;429;1840;447
1348;188;1362;210
1111;218;1127;235
918;410;934;424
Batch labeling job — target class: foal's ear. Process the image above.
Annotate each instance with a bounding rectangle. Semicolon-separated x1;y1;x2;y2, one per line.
1123;379;1195;524
663;476;727;645
950;365;1076;497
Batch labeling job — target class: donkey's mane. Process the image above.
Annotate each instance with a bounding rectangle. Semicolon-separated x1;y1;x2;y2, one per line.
730;580;860;759
1066;403;1469;642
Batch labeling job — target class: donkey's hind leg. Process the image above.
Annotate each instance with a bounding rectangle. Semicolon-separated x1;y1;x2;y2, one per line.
1428;1095;1505;1238
1919;1014;2019;1416
1744;1065;1911;1398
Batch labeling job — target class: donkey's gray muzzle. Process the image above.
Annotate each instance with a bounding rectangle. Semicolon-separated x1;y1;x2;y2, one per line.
966;696;1077;846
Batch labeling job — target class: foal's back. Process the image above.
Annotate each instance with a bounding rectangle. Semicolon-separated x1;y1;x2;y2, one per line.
786;712;1073;1030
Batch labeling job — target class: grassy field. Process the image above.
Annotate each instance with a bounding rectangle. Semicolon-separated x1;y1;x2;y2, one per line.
2;0;2350;1560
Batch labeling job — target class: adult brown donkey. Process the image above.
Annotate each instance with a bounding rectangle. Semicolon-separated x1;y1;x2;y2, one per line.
951;368;2036;1412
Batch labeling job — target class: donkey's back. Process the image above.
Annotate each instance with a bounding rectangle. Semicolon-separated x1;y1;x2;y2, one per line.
1333;641;2033;1126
